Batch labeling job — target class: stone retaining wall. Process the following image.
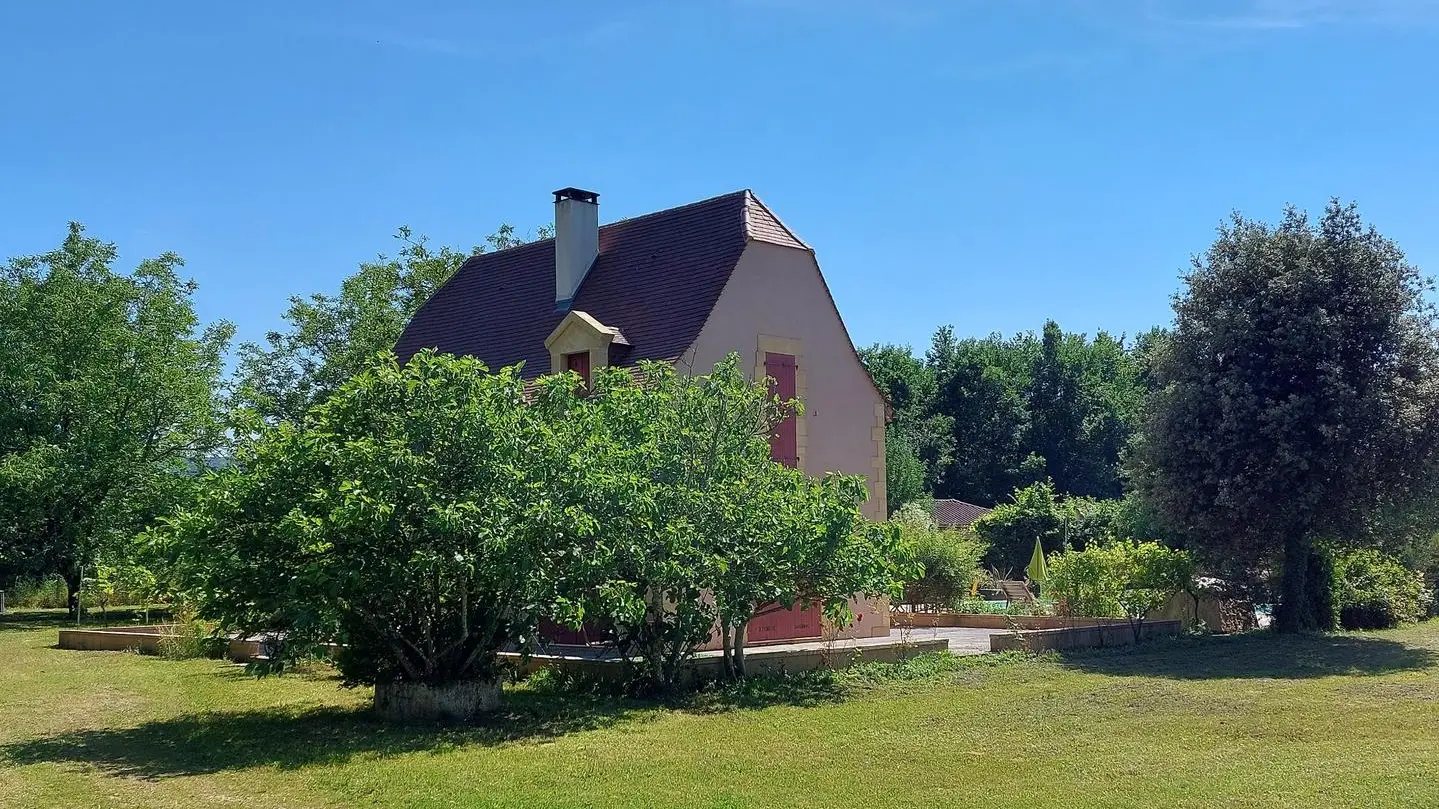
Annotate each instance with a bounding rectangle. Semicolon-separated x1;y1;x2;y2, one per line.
891;612;1136;631
989;619;1182;652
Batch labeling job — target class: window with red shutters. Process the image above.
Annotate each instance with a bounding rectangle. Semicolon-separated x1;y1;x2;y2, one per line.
764;352;798;468
565;351;591;386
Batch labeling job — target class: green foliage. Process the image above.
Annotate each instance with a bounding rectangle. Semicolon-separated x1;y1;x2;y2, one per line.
883;434;927;516
158;351;908;698
892;501;987;610
971;480;1130;574
862;325;1146;510
233;224;551;424
925;322;1146;505
1047;542;1196;625
859;343;953;511
974;480;1064;575
0;223;232;609
1047;545;1124;618
1131;201;1439;632
557;355;912;688
1333;549;1434;630
158;350;580;687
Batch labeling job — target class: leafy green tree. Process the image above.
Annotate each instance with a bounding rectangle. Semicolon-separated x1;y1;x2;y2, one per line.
860;343;953;512
1027;322;1144;499
564;356;911;686
1113;542;1197;637
973;481;1065;576
233;224;551;423
884;434;927;515
1132;201;1439;632
926;328;1036;505
0;224;232;612
159;350;583;720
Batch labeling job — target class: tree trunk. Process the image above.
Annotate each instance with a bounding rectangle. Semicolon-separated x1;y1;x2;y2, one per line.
719;621;734;680
733;626;747;678
373;678;501;723
65;568;83;619
1273;532;1335;633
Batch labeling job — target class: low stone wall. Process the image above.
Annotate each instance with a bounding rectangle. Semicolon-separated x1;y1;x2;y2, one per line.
989;619;1182;652
60;625;947;681
505;637;950;683
891;612;1136;631
56;626;327;663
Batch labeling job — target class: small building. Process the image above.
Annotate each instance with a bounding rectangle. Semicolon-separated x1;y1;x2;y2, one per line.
396;188;890;643
932;499;992;530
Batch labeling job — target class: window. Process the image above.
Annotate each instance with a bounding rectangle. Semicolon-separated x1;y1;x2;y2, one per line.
764;352;798;468
565;351;591;386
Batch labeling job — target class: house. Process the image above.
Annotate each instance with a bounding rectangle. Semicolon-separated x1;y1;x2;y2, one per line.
932;499;992;530
395;188;891;644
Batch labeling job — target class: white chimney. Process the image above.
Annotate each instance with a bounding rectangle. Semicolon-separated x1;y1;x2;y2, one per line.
553;187;599;308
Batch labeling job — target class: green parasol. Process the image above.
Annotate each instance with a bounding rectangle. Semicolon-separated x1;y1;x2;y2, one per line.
1025;536;1049;593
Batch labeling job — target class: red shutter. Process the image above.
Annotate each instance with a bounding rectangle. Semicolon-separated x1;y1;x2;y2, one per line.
566;351;591;386
764;352;798;468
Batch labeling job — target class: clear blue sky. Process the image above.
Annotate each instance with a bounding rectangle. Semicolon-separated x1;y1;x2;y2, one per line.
4;1;1438;356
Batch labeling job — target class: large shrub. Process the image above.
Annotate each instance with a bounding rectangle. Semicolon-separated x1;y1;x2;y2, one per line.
1047;542;1195;633
892;501;986;611
1333;549;1433;630
158;351;911;712
558;356;913;687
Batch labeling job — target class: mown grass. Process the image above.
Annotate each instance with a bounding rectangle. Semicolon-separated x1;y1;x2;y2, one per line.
2;609;1438;808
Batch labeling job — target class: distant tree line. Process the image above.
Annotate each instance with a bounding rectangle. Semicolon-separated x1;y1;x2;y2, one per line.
863;319;1154;512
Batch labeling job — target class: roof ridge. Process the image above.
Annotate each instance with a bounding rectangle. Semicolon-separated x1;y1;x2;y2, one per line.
459;190;748;265
604;189;748;229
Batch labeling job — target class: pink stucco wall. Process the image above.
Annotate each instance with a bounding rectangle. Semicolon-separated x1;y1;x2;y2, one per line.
684;239;891;640
686;240;886;512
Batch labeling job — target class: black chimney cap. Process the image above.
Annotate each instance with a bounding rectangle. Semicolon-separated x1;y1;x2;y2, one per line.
553;187;599;204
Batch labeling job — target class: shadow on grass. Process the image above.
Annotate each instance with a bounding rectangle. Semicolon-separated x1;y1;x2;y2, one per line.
0;672;848;779
0;607;170;633
1059;630;1438;680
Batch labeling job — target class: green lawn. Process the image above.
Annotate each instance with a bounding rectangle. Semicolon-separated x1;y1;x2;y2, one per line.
3;611;1438;809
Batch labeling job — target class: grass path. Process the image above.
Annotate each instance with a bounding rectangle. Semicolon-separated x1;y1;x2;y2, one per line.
3;612;1438;808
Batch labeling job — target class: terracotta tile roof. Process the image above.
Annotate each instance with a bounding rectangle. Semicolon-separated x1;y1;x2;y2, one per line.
396;190;799;378
745;195;808;250
932;499;992;529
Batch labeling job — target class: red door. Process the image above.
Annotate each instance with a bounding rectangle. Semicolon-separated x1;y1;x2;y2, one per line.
566;351;591;386
765;352;798;468
747;601;822;643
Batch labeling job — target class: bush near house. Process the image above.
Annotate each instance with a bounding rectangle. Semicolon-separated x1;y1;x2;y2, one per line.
157;351;590;720
891;501;987;611
544;355;912;690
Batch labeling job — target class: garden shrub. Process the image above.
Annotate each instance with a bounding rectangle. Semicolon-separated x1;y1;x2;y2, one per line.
1333;549;1432;630
892;502;986;611
1046;541;1195;632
